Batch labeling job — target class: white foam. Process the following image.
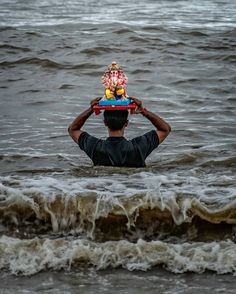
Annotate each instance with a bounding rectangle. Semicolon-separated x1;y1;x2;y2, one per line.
1;171;235;231
0;236;235;276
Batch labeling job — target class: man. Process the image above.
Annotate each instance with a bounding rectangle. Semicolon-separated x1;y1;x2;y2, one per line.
68;97;171;167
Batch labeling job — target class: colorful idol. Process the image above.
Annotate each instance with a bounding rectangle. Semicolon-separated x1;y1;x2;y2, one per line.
101;61;128;100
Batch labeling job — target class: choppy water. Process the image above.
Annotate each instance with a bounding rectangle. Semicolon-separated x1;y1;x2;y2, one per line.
0;0;236;293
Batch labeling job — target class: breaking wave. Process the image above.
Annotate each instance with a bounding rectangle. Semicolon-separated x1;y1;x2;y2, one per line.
1;236;235;276
0;179;235;243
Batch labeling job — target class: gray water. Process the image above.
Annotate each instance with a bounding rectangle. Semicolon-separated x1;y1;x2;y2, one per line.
0;0;236;293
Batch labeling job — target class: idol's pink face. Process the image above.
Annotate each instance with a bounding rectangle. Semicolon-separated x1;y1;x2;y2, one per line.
110;71;119;86
110;70;118;76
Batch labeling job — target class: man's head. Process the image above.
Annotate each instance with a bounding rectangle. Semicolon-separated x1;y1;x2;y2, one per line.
103;110;128;131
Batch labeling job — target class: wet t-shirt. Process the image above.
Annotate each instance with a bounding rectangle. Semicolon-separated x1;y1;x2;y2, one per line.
78;130;159;167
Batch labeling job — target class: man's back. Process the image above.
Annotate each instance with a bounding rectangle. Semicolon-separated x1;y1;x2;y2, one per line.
78;130;159;167
68;97;171;167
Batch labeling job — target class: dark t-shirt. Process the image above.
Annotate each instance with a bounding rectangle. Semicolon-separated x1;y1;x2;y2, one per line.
78;130;159;167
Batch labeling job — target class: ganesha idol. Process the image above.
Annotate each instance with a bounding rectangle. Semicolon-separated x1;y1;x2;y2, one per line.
101;61;129;101
94;61;135;114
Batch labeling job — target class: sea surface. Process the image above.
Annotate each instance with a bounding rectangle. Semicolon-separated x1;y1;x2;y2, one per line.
0;0;236;293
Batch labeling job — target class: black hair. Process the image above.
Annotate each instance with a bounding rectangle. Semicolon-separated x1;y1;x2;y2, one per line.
104;110;128;131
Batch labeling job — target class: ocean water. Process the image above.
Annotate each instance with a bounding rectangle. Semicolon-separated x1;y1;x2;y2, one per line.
0;0;236;293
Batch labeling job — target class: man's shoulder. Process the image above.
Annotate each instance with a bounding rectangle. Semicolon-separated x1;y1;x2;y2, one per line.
79;131;101;141
131;130;159;144
78;131;102;150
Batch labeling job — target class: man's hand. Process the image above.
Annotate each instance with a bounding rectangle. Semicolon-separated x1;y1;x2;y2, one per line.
130;97;144;113
90;97;102;109
131;97;171;144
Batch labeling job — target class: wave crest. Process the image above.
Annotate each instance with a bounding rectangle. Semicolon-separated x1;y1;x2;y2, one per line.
0;183;235;242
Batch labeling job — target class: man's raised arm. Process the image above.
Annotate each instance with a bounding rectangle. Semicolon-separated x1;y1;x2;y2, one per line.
68;97;101;143
131;97;171;144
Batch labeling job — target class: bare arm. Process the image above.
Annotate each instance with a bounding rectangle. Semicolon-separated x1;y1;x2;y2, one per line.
131;97;171;144
68;97;101;143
